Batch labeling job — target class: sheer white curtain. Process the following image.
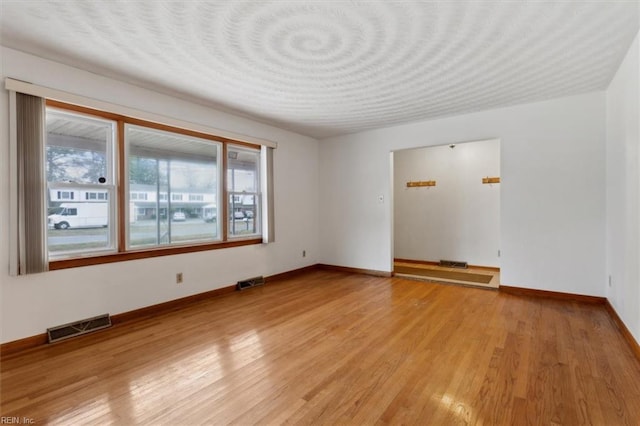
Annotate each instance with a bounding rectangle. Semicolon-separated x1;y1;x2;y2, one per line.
12;92;48;274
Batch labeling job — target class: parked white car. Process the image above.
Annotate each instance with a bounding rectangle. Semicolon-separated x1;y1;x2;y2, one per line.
172;211;186;221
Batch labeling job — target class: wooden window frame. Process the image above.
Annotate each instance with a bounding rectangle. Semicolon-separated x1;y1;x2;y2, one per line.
46;100;262;270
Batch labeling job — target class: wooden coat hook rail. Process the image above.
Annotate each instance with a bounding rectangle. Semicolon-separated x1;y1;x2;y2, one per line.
482;177;500;184
406;180;436;188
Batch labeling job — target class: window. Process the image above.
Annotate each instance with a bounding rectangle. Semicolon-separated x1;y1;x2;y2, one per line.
57;191;75;200
227;146;261;238
85;192;108;200
130;192;148;201
126;125;221;248
37;101;268;268
46;109;116;256
8;82;275;275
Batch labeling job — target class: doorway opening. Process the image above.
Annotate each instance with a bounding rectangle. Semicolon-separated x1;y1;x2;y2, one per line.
392;139;500;288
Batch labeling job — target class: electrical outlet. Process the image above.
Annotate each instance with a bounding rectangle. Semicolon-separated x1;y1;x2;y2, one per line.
176;272;183;284
302;250;306;258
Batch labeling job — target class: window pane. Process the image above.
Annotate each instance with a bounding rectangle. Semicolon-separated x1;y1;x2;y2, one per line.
46;110;116;257
228;193;260;236
47;110;110;184
227;146;261;238
126;125;220;248
227;148;259;192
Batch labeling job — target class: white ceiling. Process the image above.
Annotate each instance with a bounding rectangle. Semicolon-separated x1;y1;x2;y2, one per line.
1;1;638;139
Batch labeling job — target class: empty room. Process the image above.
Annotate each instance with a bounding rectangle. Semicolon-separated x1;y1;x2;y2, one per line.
1;1;640;425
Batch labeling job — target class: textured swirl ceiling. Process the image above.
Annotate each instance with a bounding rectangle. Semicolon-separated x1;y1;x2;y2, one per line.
1;1;638;138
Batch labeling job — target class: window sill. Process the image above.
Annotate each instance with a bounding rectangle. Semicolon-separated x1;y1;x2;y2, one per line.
48;238;263;270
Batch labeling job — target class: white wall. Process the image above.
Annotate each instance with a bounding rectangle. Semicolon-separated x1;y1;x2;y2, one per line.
394;139;500;267
320;92;606;297
0;47;320;343
606;32;640;344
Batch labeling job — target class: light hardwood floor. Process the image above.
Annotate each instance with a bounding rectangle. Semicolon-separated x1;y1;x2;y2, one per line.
2;270;640;425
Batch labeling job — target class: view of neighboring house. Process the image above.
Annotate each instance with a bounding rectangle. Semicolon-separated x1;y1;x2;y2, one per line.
48;186;256;221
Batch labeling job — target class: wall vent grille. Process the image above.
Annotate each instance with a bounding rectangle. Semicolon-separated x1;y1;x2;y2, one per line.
47;314;112;343
439;260;468;269
237;276;265;291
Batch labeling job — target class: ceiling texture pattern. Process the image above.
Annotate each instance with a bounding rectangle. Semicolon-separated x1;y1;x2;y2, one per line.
1;1;639;139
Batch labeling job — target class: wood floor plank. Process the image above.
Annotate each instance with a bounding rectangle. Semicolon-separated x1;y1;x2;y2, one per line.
2;270;640;425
